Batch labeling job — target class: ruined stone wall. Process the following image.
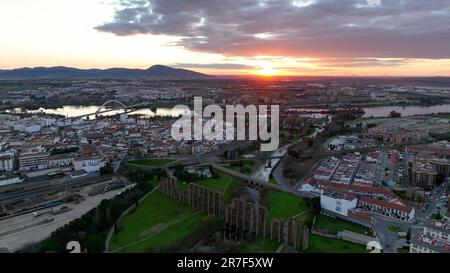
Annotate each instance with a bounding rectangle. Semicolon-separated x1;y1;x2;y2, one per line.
159;176;225;219
224;198;270;240
269;216;310;250
159;176;310;250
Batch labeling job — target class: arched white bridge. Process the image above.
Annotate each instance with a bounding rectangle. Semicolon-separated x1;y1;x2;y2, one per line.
67;100;150;120
94;100;128;116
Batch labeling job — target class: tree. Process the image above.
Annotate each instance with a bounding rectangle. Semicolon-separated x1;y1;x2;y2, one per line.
406;227;411;244
100;162;113;175
389;111;402;118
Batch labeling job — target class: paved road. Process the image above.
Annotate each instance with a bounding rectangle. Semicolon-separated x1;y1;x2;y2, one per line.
416;179;449;221
372;216;412;253
374;179;449;253
272;162;292;190
252;145;289;182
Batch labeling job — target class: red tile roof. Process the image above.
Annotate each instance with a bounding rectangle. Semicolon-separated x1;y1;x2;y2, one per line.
359;196;413;213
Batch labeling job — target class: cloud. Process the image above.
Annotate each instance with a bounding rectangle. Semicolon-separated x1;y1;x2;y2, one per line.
314;58;411;67
96;0;450;59
174;63;254;69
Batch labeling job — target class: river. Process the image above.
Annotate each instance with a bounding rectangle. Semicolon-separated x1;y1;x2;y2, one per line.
7;105;187;119
362;104;450;118
7;103;450;119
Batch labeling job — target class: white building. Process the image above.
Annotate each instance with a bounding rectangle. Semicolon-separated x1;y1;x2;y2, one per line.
300;182;323;194
410;221;450;253
48;154;74;168
13;124;41;134
314;157;340;181
19;152;49;171
320;191;358;217
0;152;14;172
358;196;415;222
73;156;105;173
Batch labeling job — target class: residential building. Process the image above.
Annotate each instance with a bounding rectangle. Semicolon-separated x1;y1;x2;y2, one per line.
19;152;49;171
412;161;438;189
73;156;105;173
410;221;450;253
0;152;14;172
320;191;358;217
358;195;415;222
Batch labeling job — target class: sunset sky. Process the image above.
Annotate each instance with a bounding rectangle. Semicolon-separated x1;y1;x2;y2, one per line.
1;0;450;76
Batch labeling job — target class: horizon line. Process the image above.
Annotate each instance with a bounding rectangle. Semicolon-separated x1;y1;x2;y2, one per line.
1;65;450;78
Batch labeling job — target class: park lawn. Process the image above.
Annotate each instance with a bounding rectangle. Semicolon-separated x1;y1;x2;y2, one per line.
194;172;240;202
112;212;207;253
109;191;200;252
397;247;410;253
268;191;308;221
388;225;404;233
306;235;370;253
239;236;280;253
295;211;313;226
314;214;370;236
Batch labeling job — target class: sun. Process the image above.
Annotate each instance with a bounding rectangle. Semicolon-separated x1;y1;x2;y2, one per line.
259;66;278;77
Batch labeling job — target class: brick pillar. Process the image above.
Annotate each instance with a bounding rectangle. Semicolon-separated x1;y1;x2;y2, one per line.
294;222;302;249
287;218;293;246
303;226;310;251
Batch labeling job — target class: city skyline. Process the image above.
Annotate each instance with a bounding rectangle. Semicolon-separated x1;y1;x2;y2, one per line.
1;0;450;77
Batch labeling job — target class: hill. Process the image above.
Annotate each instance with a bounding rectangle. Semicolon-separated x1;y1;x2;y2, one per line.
0;65;214;80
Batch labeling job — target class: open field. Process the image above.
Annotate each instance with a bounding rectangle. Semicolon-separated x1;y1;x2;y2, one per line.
194;172;240;201
267;191;308;221
229;161;258;175
238;236;280;253
295;211;313;226
352;116;450;134
109;191;206;253
306;235;370;253
314;214;370;236
397;247;410;253
388;225;404;233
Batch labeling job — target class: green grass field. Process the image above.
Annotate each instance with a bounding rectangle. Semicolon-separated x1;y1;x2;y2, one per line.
306;235;370;253
314;214;370;236
239;236;280;253
109;191;206;253
194;172;240;201
397;247;410;253
295;211;313;227
268;191;308;221
388;225;404;233
229;161;258;175
429;113;450;119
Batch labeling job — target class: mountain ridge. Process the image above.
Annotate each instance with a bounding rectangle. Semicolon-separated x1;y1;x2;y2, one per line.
0;65;214;80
